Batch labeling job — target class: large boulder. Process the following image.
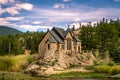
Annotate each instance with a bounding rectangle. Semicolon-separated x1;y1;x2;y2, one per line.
25;52;95;76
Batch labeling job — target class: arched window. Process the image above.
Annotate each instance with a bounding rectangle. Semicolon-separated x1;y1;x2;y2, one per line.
61;44;65;50
48;44;50;50
67;38;72;50
78;46;80;52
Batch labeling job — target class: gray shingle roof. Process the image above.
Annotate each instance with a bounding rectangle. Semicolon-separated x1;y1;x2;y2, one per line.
50;30;64;43
52;27;65;39
50;27;80;44
49;36;57;43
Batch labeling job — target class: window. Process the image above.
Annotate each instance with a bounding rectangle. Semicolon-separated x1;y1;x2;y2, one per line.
56;43;59;50
78;46;80;52
67;38;72;50
48;44;50;50
74;45;76;51
61;44;65;50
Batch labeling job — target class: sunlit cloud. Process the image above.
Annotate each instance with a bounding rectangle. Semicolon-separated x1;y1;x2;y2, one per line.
32;21;42;24
0;6;5;15
18;24;52;32
0;0;15;4
0;0;120;32
63;0;72;2
53;4;65;9
5;7;20;15
16;3;33;11
114;0;120;2
0;18;10;25
0;2;33;15
33;7;120;23
6;17;24;21
0;0;8;4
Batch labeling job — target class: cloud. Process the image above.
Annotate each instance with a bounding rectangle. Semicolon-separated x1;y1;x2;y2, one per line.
32;21;42;24
0;1;33;15
0;0;8;4
9;0;15;3
0;18;10;25
0;6;5;14
53;4;65;9
33;6;120;27
63;0;72;2
18;24;52;32
0;16;24;28
16;3;33;11
0;0;15;4
114;0;120;2
1;1;120;32
5;7;20;15
6;17;24;21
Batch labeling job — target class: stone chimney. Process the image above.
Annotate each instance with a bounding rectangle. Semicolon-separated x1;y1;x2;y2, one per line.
68;25;70;28
73;25;75;28
79;22;81;28
47;28;50;32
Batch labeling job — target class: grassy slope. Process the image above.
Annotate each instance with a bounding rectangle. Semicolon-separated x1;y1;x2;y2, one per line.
0;71;37;80
50;71;109;78
0;54;120;79
0;26;22;36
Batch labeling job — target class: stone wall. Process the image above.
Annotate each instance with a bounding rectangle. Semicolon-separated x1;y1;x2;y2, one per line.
38;31;51;58
73;29;81;38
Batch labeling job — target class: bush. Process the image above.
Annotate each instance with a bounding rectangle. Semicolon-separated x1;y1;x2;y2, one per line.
0;56;13;71
85;66;94;70
11;54;31;71
0;54;32;72
109;66;120;75
27;54;37;64
94;65;111;73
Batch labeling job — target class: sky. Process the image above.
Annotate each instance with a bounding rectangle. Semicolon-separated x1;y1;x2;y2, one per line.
0;0;120;32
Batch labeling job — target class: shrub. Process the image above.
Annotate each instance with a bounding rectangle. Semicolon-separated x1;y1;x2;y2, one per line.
94;65;111;73
0;56;13;71
85;66;94;70
27;54;37;64
11;54;31;71
0;54;32;72
109;66;120;75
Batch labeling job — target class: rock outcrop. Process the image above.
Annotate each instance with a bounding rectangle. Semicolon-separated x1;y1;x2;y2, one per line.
25;52;95;76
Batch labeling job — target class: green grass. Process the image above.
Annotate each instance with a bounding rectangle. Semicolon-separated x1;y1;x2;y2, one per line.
94;65;111;73
0;54;35;72
0;71;38;80
0;56;13;71
85;66;94;70
109;66;120;75
50;71;108;78
94;65;120;75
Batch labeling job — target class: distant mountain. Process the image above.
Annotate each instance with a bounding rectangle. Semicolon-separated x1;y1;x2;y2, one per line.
0;26;22;36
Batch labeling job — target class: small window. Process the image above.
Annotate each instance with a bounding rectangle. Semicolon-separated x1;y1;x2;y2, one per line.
74;45;76;51
48;44;50;50
67;38;72;50
61;44;65;50
56;43;59;50
78;46;80;52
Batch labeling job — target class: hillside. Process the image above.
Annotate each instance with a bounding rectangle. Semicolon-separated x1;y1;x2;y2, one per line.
0;26;22;36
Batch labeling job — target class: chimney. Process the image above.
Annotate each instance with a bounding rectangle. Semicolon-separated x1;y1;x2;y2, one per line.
68;25;70;28
47;28;50;32
73;25;75;28
79;22;81;28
